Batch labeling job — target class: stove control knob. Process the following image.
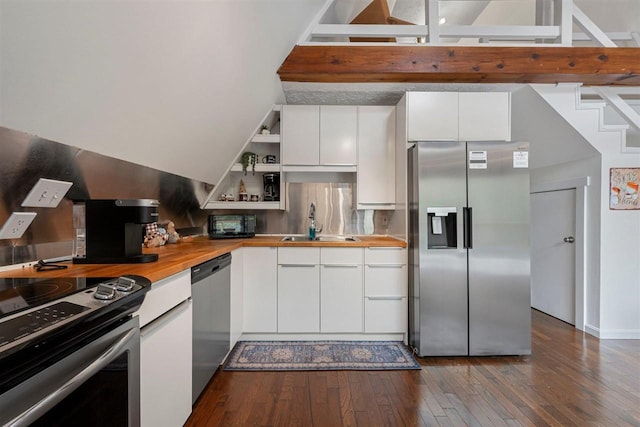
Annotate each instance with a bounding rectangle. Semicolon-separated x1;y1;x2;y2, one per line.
94;283;117;300
114;277;136;292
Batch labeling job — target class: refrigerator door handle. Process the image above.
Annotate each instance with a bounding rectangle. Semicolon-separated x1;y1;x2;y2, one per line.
463;207;473;249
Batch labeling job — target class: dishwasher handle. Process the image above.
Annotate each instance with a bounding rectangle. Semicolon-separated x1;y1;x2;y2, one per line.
191;252;232;283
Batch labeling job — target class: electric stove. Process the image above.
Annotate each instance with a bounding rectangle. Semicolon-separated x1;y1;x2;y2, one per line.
0;275;150;361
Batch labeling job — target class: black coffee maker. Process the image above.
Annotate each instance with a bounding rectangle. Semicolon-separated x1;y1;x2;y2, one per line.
263;173;280;201
72;199;160;264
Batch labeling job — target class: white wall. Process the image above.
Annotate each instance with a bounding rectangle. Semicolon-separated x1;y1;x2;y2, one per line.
0;0;323;185
593;139;640;338
513;85;640;339
511;85;602;330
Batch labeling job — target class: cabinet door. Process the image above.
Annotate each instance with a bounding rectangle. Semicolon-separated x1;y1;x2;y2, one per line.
320;105;357;165
230;248;243;349
459;92;511;141
407;92;458;141
321;264;363;333
140;300;192;427
282;105;320;165
278;265;320;332
243;247;278;332
357;106;396;208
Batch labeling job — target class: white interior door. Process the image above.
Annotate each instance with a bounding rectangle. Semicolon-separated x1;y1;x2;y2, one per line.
531;189;576;324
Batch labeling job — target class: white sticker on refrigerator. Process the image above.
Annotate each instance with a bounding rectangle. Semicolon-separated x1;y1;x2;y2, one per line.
513;151;529;168
469;151;487;169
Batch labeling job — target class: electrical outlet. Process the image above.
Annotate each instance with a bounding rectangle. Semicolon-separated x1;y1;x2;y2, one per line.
0;212;37;239
21;178;73;208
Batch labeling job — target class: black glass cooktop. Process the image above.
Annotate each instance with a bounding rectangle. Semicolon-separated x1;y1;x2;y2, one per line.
0;277;110;320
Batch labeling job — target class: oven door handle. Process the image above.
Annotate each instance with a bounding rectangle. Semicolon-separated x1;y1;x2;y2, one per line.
8;328;138;427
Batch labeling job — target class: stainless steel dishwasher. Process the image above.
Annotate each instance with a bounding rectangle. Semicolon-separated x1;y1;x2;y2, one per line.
191;252;231;404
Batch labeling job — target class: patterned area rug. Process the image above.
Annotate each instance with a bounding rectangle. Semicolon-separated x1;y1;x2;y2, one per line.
224;341;420;371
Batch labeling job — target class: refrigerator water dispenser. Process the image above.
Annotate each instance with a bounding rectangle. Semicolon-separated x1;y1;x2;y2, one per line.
426;207;457;249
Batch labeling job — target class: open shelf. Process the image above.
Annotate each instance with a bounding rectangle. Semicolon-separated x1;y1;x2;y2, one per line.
251;134;280;144
204;201;282;210
230;163;281;173
202;104;284;210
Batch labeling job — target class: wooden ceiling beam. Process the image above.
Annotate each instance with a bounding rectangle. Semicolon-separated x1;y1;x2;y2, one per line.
277;46;640;86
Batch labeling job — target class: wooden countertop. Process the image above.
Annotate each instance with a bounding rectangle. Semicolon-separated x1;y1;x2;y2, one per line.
0;235;406;283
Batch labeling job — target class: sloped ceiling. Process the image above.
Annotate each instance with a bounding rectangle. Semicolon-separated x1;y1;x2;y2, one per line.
0;0;324;186
1;0;637;186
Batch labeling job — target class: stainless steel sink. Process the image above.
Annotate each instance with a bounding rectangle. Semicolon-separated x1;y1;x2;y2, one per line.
280;235;313;242
315;235;360;242
280;235;360;242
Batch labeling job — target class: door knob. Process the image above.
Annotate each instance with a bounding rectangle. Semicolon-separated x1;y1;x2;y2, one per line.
563;236;575;243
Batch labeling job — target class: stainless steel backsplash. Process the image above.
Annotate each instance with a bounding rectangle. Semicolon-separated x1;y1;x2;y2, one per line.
0;126;213;266
1;126;395;267
214;183;394;236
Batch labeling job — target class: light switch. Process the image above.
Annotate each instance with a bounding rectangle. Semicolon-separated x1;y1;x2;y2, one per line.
0;212;37;239
21;178;73;208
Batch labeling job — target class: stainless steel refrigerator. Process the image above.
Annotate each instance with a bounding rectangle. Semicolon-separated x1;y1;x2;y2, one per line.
408;141;531;356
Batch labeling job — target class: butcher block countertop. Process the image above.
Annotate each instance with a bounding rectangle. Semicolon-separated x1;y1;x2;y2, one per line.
0;235;406;283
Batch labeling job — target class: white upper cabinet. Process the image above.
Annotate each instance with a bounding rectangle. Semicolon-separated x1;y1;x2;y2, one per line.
407;92;459;141
282;105;357;170
357;106;396;209
281;105;320;166
406;92;511;142
320;106;357;165
458;92;511;141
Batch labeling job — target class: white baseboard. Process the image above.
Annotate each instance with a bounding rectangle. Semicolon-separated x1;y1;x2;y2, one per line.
584;324;600;338
599;329;640;339
240;333;406;342
585;324;640;339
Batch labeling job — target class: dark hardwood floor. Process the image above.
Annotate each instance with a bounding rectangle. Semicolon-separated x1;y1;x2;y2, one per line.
186;310;640;426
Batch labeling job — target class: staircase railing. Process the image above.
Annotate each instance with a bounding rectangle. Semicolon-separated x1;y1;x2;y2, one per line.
301;0;639;47
581;86;640;152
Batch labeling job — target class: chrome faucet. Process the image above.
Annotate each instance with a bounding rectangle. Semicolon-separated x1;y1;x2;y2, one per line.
309;202;316;221
308;202;322;239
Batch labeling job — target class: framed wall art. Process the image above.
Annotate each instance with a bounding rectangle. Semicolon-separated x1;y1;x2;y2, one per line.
610;167;639;210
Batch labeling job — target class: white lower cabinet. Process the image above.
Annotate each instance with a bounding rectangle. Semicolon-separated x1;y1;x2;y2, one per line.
364;248;408;334
243;247;278;332
137;271;193;427
242;245;406;338
320;248;363;333
278;247;320;333
230;248;244;349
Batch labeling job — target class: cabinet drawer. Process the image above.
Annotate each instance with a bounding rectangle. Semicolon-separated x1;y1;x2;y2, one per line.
364;264;407;296
364;247;406;265
364;297;407;333
278;247;320;265
135;270;191;328
321;247;363;265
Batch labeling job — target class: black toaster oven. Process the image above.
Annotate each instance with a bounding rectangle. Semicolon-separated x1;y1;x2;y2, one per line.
208;214;256;239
